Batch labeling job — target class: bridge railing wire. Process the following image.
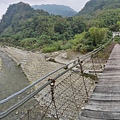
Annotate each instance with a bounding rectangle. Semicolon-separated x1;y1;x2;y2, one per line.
0;38;113;120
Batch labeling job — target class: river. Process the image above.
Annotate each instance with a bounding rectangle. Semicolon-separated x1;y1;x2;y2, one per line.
0;49;34;120
0;50;29;100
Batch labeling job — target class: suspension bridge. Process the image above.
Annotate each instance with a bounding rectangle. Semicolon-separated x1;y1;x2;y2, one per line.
80;44;120;119
0;37;120;120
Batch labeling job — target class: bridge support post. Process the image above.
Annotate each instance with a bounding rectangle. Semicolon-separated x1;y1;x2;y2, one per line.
78;58;89;100
91;54;98;78
48;79;59;119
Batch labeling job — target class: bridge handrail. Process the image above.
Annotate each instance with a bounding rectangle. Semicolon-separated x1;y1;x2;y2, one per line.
0;38;112;118
0;61;79;118
0;48;101;104
0;38;112;105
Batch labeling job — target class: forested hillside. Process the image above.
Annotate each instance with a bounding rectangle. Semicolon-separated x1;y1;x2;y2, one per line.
32;4;77;17
78;0;120;15
0;2;86;51
0;0;120;53
0;2;49;33
78;0;120;31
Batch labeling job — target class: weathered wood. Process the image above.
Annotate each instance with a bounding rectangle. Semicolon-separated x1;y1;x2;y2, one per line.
80;115;103;120
90;94;120;101
80;44;120;119
93;86;120;93
97;81;120;85
81;109;120;119
88;99;120;105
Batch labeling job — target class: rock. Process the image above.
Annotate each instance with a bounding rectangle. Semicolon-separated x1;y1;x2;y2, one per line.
52;52;59;56
15;111;18;115
81;107;85;110
46;57;55;62
72;67;80;72
61;53;67;59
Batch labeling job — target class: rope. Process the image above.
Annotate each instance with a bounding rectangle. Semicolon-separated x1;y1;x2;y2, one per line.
69;73;80;120
40;101;52;120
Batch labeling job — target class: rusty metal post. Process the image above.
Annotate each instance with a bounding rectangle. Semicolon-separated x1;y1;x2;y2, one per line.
49;79;59;119
78;58;89;98
91;54;98;78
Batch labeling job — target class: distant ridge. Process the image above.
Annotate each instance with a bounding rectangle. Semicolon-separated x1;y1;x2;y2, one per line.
78;0;120;15
32;4;77;17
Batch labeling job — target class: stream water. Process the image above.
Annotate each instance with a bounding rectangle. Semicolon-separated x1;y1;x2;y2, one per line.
0;49;35;120
0;50;29;100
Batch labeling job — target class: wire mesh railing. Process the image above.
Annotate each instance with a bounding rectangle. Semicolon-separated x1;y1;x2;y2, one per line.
0;38;114;120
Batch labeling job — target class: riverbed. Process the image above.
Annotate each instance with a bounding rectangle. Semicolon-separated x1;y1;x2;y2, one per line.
0;50;29;100
0;49;35;120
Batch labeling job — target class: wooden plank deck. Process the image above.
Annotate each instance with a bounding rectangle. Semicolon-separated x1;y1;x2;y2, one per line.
80;44;120;120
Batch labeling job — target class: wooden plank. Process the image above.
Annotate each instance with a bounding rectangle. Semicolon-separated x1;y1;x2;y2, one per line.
80;115;103;120
81;109;120;119
93;86;120;93
88;99;120;106
80;44;120;119
89;94;120;101
96;81;120;85
85;104;120;111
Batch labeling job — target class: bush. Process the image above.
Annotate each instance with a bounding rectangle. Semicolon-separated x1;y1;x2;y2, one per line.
42;46;58;53
61;42;72;50
42;41;62;53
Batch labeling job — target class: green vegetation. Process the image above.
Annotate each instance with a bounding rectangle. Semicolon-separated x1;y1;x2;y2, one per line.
78;0;120;31
42;27;110;53
114;36;120;44
0;2;86;51
32;4;77;17
0;0;119;53
78;0;120;15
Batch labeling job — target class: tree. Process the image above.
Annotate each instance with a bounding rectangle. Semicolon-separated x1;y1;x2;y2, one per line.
37;35;51;46
89;27;108;46
117;21;120;31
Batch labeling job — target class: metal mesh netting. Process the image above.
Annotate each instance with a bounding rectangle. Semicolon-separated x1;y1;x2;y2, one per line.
1;41;114;120
18;56;101;120
19;72;94;120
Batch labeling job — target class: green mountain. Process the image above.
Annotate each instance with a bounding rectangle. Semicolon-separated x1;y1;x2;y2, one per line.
0;1;119;53
0;2;85;50
77;0;120;31
32;4;77;17
0;2;49;33
78;0;120;15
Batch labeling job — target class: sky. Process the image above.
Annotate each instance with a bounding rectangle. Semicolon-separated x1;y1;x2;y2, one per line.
0;0;89;19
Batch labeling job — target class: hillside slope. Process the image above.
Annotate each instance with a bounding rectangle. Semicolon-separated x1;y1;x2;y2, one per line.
0;2;86;51
32;4;77;17
0;1;119;53
78;0;120;15
0;2;49;33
